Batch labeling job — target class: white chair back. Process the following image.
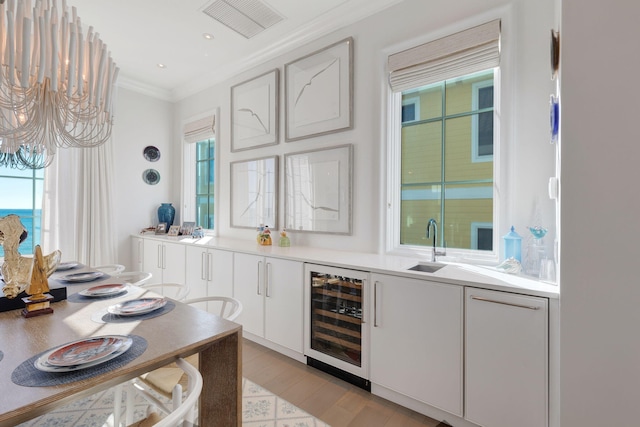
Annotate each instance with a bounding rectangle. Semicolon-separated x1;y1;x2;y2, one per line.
93;264;125;274
115;271;152;286
184;296;243;321
140;282;190;301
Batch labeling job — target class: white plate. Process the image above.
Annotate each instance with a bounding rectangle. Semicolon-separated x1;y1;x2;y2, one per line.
34;335;133;372
79;284;127;298
107;297;167;317
60;271;105;282
56;262;79;271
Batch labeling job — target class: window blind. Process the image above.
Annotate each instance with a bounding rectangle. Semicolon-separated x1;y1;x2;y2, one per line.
388;19;501;92
183;115;215;144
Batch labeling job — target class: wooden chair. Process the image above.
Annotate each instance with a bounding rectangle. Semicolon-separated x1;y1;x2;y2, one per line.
114;271;153;286
93;264;126;274
138;282;190;301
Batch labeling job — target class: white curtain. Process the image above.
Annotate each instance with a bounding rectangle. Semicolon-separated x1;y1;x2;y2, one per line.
41;139;116;267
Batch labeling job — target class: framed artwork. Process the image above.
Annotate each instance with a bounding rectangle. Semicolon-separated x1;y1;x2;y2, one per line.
181;221;195;236
167;225;181;236
285;37;353;142
230;156;278;229
155;223;167;234
231;69;279;152
284;144;352;234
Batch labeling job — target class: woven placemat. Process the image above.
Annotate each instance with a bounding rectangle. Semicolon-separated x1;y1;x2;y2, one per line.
11;335;147;387
97;300;176;324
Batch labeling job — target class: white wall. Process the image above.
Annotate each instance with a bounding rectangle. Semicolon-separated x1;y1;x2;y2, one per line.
172;0;557;255
560;0;640;424
112;88;174;269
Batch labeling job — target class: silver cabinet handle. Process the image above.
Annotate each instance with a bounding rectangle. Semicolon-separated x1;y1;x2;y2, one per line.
374;281;379;327
157;244;162;269
265;262;272;297
137;240;142;265
257;261;262;295
470;295;540;310
162;245;167;270
201;252;207;280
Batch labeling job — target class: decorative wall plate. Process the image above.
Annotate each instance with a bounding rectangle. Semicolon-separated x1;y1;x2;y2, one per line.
550;94;559;143
143;168;160;185
550;29;560;79
143;145;160;162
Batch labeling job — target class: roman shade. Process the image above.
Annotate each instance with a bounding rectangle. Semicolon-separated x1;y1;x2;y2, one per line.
388;19;501;92
183;115;216;143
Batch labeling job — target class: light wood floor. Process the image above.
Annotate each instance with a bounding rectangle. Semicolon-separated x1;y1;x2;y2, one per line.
242;339;444;427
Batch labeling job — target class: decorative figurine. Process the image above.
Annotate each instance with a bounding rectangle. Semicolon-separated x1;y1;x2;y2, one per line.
22;245;55;317
257;225;272;246
279;229;291;247
0;215;60;299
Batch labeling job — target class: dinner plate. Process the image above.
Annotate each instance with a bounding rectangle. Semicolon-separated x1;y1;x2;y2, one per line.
107;297;167;316
34;335;133;372
60;271;105;282
56;262;79;271
79;284;127;298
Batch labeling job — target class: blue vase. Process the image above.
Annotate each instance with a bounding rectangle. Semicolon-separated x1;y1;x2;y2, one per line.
157;203;175;230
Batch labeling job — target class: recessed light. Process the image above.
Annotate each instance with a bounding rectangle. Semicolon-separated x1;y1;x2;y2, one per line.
157;63;167;69
203;33;214;40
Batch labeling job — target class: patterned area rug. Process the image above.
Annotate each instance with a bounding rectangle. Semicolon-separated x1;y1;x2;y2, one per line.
16;378;330;427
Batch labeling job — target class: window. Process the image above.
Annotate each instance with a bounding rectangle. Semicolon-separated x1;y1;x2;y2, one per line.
182;112;217;233
0;165;44;257
195;138;215;229
398;70;495;252
387;20;500;258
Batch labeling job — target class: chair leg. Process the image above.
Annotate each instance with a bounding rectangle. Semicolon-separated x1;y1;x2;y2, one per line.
125;383;135;425
113;384;123;427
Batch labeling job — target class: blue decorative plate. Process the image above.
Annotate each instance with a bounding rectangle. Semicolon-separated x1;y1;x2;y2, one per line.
550;95;559;143
143;168;160;185
143;146;160;162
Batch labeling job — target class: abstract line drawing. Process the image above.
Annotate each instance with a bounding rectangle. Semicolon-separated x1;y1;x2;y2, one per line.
231;156;278;229
231;69;279;152
285;37;353;141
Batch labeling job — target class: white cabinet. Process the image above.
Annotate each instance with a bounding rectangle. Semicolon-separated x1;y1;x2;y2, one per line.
233;253;304;353
130;236;144;271
185;246;233;310
465;287;548;427
142;239;186;286
370;273;463;416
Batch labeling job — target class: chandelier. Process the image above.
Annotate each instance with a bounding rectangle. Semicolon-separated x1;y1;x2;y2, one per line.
0;0;118;169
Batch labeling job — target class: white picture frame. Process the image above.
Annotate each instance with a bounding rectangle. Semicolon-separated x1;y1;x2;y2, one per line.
285;37;353;141
230;156;278;229
231;69;279;152
284;144;353;234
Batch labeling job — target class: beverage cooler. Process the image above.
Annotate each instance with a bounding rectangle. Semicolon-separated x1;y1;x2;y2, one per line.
304;264;370;390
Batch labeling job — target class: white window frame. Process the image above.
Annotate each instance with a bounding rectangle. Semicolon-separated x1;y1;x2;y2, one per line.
181;108;219;235
471;79;494;163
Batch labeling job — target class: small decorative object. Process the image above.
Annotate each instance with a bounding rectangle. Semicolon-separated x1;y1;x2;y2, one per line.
143;145;161;162
525;226;548;277
502;226;522;262
550;95;559;144
157;203;176;228
143;168;161;185
181;221;195;236
279;229;291;247
167;225;181;236
192;226;205;239
22;246;55;317
155;223;167;234
257;225;272;246
495;257;522;275
0;215;60;299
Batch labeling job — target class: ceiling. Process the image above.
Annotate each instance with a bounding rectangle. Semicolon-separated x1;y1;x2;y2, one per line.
68;0;402;101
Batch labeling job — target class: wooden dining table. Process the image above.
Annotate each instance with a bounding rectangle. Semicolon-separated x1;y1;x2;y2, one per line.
0;268;242;426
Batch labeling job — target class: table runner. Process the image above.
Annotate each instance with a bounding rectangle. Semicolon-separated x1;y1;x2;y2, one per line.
11;335;147;387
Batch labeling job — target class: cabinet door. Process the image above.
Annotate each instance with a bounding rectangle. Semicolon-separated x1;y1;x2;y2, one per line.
465;288;548;427
142;239;163;284
130;236;144;271
185;245;209;305
264;257;304;353
233;253;264;336
208;249;233;298
370;274;463;416
161;241;186;285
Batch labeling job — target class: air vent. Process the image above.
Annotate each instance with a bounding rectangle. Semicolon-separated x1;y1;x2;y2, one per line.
203;0;284;39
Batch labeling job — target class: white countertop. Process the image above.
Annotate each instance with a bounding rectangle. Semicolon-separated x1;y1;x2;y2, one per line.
136;234;559;299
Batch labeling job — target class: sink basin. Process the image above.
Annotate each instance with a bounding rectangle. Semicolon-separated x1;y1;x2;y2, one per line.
407;263;445;273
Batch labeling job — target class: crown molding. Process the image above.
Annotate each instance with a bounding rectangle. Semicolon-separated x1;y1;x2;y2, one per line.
117;76;174;102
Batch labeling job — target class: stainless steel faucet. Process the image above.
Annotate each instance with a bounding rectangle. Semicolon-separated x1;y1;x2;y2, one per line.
426;218;446;262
